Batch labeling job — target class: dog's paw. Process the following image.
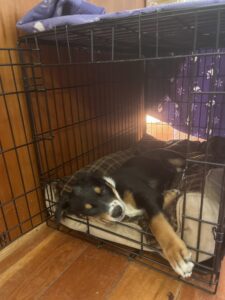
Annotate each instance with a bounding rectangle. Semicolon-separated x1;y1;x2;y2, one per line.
170;189;181;197
163;189;181;209
163;242;194;278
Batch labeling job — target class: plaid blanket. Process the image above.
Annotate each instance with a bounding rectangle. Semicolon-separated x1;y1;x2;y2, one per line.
60;133;168;194
60;148;135;194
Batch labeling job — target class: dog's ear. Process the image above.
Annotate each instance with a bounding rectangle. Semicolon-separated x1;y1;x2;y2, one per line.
73;171;101;188
75;171;89;182
90;170;109;188
75;170;104;183
89;170;104;179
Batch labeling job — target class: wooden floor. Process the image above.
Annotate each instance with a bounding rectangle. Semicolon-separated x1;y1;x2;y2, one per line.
0;224;224;300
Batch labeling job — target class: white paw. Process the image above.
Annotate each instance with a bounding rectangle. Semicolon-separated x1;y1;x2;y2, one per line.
173;252;194;278
164;242;194;278
174;260;194;278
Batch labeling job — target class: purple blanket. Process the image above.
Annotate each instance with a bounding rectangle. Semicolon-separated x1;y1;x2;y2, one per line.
147;51;225;139
17;0;105;33
17;0;225;34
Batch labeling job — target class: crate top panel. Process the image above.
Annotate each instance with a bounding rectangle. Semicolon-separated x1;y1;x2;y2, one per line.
18;1;225;63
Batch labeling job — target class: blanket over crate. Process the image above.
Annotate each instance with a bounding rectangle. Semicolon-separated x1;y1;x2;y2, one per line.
17;0;225;33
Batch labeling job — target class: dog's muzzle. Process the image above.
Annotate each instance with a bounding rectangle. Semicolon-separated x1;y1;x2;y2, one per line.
108;200;126;222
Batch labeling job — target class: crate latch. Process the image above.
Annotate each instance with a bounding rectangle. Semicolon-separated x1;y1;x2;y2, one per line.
212;226;224;243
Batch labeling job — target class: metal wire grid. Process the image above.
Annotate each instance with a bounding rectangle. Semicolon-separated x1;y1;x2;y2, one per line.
31;48;224;292
184;53;225;281
1;1;223;294
144;52;225;293
19;5;225;63
20;47;144;181
0;45;144;248
47;213;220;294
145;54;225;139
0;48;45;248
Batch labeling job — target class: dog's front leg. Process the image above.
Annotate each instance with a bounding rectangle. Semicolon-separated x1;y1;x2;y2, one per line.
149;212;194;278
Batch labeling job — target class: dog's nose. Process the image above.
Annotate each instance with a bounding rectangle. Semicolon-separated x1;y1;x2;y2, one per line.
111;205;123;218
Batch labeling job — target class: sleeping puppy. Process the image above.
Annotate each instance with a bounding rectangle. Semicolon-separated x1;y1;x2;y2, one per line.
55;150;194;278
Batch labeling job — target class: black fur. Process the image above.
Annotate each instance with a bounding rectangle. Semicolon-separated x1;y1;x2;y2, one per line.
55;149;184;222
112;155;179;218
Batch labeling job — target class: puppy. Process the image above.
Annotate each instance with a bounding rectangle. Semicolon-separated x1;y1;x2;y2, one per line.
55;150;194;278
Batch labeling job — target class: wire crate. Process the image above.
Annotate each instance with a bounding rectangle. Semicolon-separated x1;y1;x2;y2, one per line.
0;2;225;294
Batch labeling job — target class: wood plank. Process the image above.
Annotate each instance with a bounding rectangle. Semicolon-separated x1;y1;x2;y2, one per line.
0;0;40;47
0;224;225;300
178;285;218;300
0;226;88;300
39;245;129;300
108;262;181;300
88;0;145;12
178;258;225;300
0;224;53;272
217;259;225;299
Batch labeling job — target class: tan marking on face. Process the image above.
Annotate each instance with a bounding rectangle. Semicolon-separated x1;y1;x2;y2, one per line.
84;203;93;209
99;212;114;223
123;190;137;208
94;186;101;194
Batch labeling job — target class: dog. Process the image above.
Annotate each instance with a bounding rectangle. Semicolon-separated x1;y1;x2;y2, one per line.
55;149;194;278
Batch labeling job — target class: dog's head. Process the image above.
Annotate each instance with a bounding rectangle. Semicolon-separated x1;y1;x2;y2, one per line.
55;172;126;223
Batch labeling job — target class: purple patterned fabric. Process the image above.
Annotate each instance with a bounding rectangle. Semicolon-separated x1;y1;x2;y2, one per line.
149;52;225;139
17;0;105;33
17;0;225;34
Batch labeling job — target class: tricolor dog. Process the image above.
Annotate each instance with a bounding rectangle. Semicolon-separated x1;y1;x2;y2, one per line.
56;149;194;278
